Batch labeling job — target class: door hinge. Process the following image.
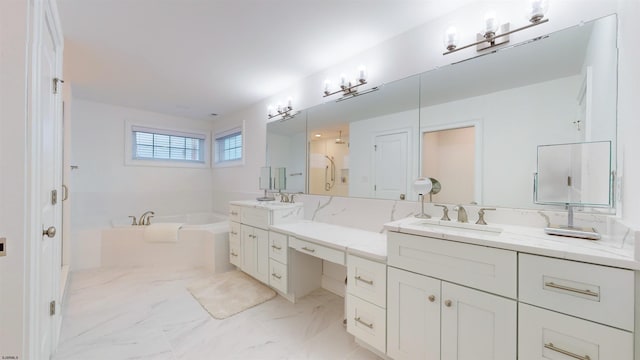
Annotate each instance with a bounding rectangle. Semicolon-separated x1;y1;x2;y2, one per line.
374;185;377;191
374;144;377;151
51;189;58;205
49;300;56;316
53;77;64;94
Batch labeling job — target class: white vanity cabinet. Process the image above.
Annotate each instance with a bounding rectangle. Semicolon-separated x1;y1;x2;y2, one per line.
268;231;288;293
228;201;303;287
518;253;635;359
346;254;387;354
386;231;517;360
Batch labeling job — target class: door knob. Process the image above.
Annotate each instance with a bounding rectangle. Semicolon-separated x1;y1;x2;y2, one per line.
43;226;56;238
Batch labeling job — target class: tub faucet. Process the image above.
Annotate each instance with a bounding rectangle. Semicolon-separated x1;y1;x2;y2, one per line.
139;211;155;225
453;205;468;223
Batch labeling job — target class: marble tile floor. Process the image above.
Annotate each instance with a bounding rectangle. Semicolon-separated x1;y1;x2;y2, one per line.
54;266;382;360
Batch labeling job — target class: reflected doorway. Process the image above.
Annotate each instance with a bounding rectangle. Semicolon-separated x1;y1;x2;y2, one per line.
422;125;477;204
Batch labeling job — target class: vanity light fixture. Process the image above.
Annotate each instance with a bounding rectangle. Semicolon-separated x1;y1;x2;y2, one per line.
323;66;370;98
267;97;298;121
443;0;550;55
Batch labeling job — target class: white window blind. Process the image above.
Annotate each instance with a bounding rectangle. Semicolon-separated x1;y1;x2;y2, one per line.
132;126;205;163
215;128;243;163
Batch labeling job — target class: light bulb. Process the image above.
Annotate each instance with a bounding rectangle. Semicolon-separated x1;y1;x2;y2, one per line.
358;66;367;82
482;11;499;38
324;79;331;94
340;74;347;88
267;105;274;117
443;26;458;51
526;0;549;23
286;97;292;110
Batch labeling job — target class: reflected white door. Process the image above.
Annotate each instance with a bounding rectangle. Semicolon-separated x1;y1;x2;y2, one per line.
38;8;62;359
373;132;408;200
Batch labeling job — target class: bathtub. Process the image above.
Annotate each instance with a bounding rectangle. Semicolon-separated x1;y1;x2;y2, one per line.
101;212;233;272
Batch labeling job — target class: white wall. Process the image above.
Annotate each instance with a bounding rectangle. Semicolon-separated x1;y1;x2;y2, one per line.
69;98;215;269
0;1;29;356
616;0;640;227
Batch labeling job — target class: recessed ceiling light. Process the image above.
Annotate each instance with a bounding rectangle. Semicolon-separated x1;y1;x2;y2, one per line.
314;133;322;137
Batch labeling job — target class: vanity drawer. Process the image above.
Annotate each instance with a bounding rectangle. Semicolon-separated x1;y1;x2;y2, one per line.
346;294;386;354
229;205;241;222
519;303;633;360
240;207;270;230
387;232;517;298
269;259;288;294
289;237;345;265
269;231;288;264
229;237;241;267
347;254;386;308
519;254;634;331
229;221;240;242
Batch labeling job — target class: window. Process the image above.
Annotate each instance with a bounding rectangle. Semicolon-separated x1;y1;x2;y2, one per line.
126;123;210;168
215;126;244;165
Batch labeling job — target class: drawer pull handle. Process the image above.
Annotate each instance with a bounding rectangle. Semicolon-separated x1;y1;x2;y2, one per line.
271;245;282;250
444;299;452;307
230;231;238;235
271;273;282;280
544;343;591;360
428;295;436;302
545;282;598;297
230;252;238;257
354;317;374;329
231;211;238;216
355;276;373;285
301;246;315;253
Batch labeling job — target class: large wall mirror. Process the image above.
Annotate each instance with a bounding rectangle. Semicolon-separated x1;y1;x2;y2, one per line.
266;14;617;210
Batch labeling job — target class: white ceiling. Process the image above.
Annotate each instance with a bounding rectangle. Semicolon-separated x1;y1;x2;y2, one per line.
59;0;474;120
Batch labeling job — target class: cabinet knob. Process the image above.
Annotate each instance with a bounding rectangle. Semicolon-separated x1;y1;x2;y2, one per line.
444;299;452;307
428;295;436;302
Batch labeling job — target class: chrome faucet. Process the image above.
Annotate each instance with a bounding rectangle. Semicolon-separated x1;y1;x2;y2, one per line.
138;211;155;225
453;205;468;223
279;192;290;203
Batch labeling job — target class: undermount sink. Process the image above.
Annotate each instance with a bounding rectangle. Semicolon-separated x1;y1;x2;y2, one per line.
414;218;503;235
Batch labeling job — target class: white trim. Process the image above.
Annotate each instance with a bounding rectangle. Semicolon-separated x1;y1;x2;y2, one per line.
213;121;245;168
124;120;211;168
420;118;484;205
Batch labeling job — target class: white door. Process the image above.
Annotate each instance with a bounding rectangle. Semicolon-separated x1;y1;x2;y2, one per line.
38;6;63;358
373;132;408;200
387;267;440;360
441;282;517;360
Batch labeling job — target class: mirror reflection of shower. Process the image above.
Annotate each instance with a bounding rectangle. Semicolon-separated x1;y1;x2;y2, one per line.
308;128;349;196
324;155;336;191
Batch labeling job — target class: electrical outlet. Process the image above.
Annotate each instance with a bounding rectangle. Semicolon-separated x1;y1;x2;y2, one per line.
0;237;5;257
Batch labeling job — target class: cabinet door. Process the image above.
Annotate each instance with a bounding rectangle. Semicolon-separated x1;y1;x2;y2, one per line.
240;224;256;276
254;227;269;284
441;282;516;360
387;267;441;360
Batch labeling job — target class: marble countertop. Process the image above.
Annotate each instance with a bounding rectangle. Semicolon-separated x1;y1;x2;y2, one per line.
269;221;387;262
230;200;304;210
385;217;640;270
